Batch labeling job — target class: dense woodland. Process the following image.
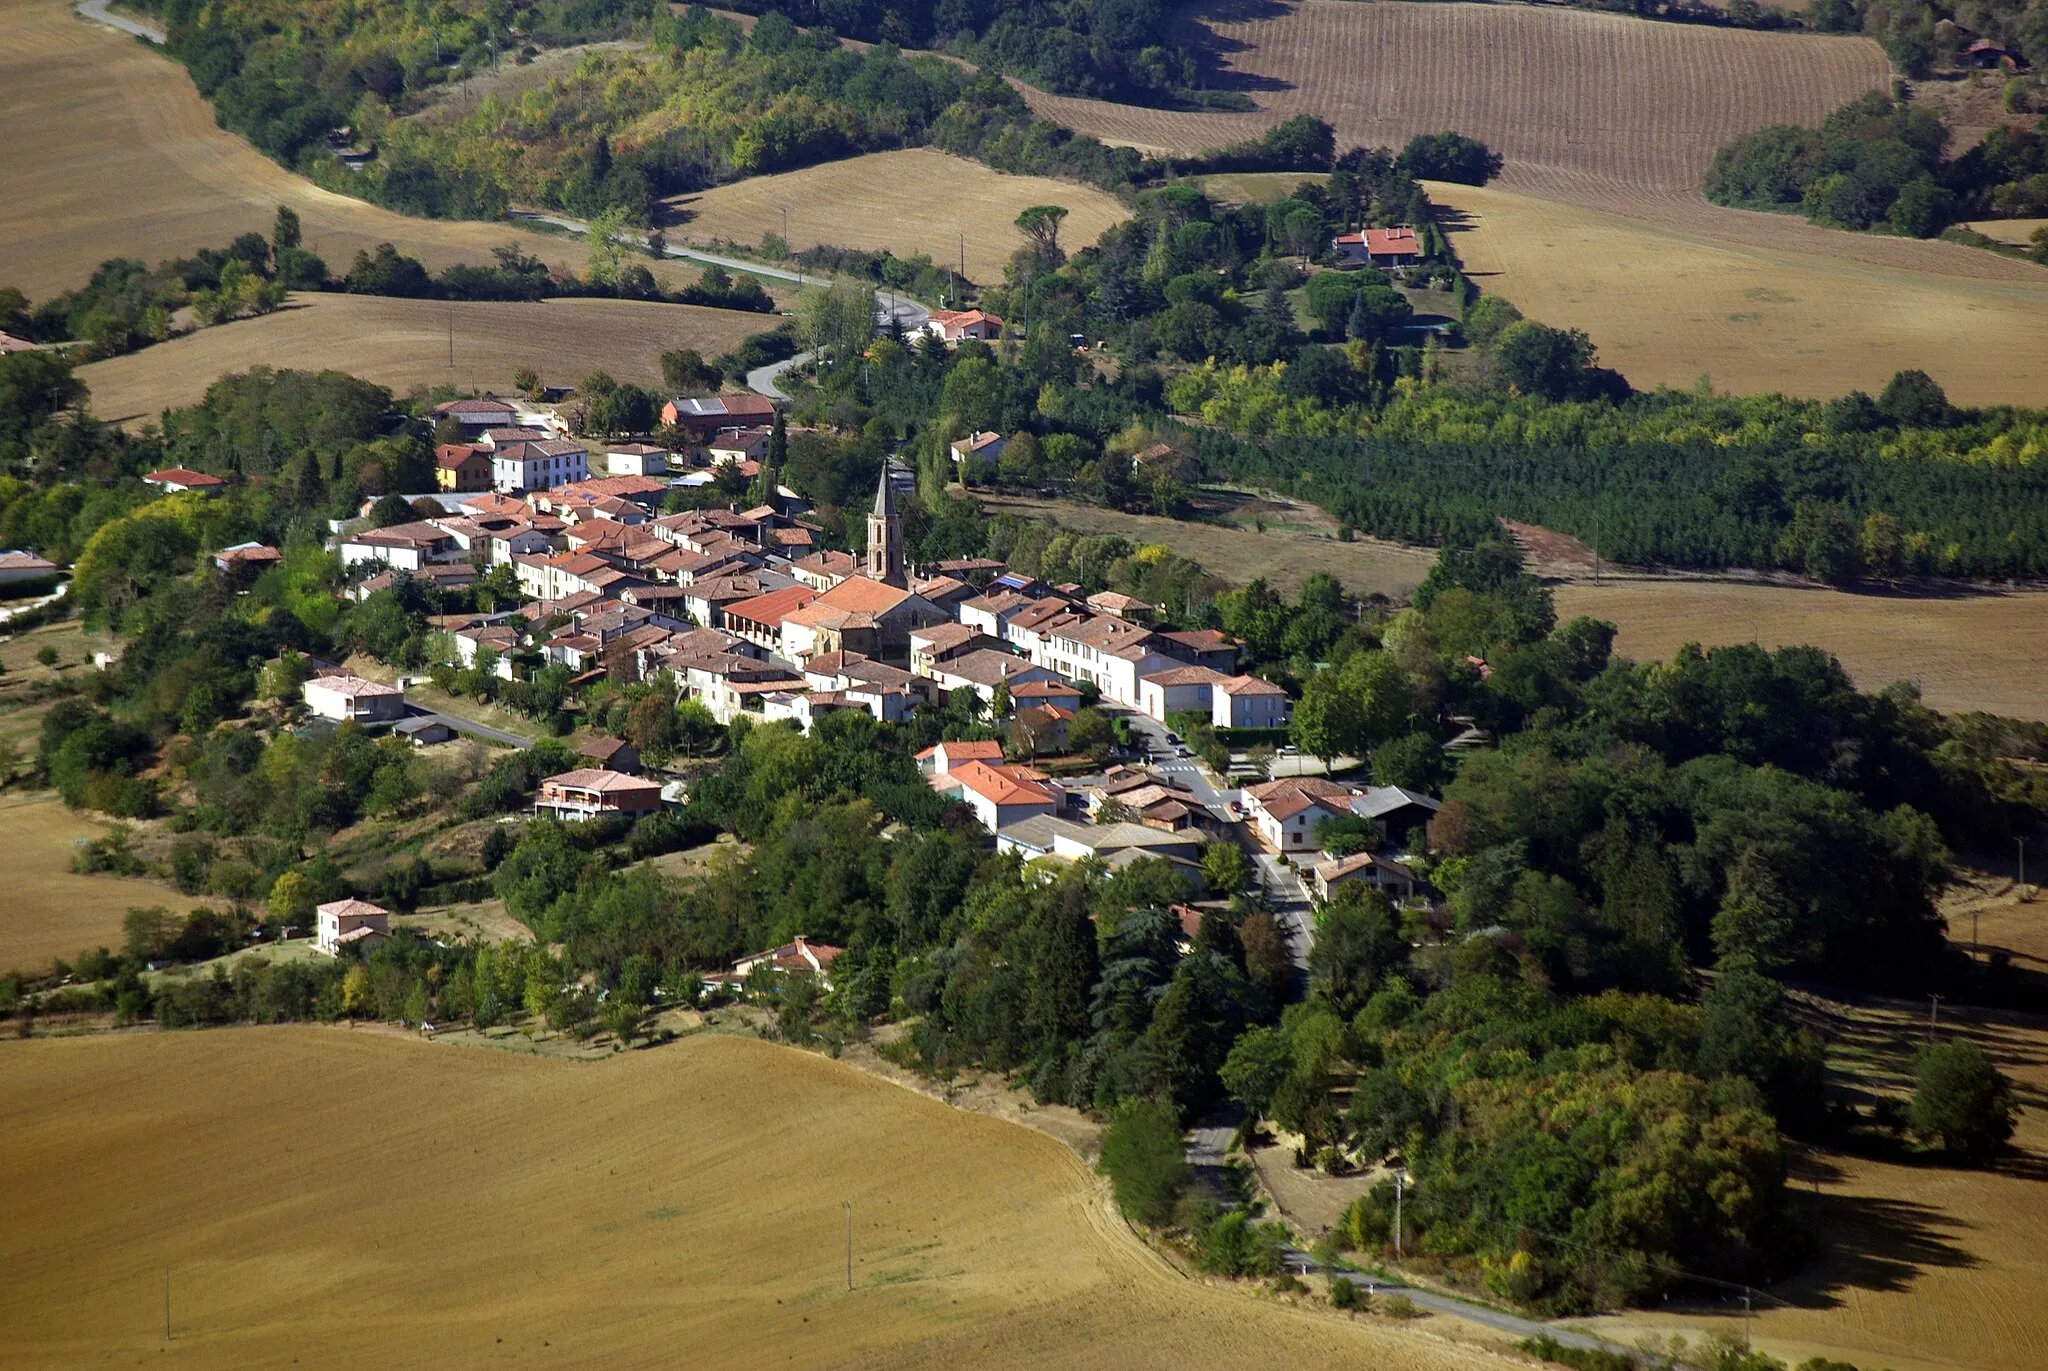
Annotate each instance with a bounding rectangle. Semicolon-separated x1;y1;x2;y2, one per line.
1707;92;2048;240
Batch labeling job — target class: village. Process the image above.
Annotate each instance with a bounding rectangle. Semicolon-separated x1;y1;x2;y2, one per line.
144;382;1452;996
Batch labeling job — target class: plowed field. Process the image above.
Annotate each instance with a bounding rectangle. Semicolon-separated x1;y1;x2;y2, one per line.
664;149;1130;282
76;293;764;424
1018;0;2048;334
1022;0;1887;203
0;1029;1505;1371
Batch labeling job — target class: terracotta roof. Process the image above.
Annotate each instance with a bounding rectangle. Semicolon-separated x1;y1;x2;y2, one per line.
1142;665;1226;688
143;467;224;487
916;739;1005;763
317;898;389;920
1244;777;1355;822
943;760;1058;808
1216;674;1287;696
0;550;59;572
724;584;818;626
812;576;913;615
1009;679;1079;699
434;398;516;417
304;673;402;699
436;443;489;469
541;768;663;794
941;649;1043;687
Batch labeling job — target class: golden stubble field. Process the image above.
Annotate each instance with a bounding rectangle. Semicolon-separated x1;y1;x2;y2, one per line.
0;790;192;974
666;149;1131;283
1555;579;2048;722
0;1030;1505;1371
1428;181;2048;404
0;0;711;299
76;293;767;423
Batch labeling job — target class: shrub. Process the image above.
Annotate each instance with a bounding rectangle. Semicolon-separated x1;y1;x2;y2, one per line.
1097;1098;1189;1225
1910;1039;2017;1163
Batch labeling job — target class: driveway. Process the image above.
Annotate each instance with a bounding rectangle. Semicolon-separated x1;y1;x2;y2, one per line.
745;350;815;402
0;581;66;625
1253;851;1315;970
405;705;528;748
77;0;165;42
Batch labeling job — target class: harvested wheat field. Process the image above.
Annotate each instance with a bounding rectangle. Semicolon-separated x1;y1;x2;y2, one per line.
1429;181;2048;403
664;150;1130;282
0;0;709;299
1555;580;2048;722
0;790;186;974
1964;218;2048;247
1581;995;2048;1371
0;1030;1500;1371
77;293;763;424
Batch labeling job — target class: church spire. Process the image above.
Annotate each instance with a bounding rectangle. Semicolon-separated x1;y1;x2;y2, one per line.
866;461;905;587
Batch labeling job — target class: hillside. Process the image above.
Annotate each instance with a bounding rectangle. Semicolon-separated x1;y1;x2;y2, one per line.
666;150;1130;284
0;0;701;298
75;294;766;424
0;1029;1504;1371
1427;179;2048;405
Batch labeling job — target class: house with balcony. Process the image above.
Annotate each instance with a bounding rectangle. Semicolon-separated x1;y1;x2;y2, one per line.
533;768;664;821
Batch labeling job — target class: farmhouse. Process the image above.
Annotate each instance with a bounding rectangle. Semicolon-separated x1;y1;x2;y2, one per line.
1212;674;1291;729
1312;851;1418;903
212;541;281;574
314;898;390;956
1242;777;1357;853
0;550;59;585
435;443;494;493
142;467;225;493
661;393;777;437
578;735;642;774
918;308;1003;344
993;815;1207;885
732;935;843;983
949;431;1006;467
916;739;1006;775
1332;226;1421;268
932;759;1065;831
533;768;664;821
302;673;406;724
339;520;463;572
492;438;589;493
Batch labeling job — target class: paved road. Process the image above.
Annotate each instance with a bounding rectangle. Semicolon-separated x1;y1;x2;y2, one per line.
406;706;530;749
1253;851;1315;970
0;581;67;625
512;211;932;333
745;349;816;402
76;0;165;42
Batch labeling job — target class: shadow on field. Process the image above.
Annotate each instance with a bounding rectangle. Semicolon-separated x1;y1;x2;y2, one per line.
1779;1192;1979;1307
1176;0;1297;93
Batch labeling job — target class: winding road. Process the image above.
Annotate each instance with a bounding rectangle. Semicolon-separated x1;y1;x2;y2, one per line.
76;0;164;42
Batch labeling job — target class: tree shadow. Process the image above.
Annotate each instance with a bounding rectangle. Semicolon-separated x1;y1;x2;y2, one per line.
1770;1192;1979;1309
1175;0;1298;94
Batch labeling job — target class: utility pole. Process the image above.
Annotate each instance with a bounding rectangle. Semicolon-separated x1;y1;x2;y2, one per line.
843;1199;854;1291
2021;837;2030;903
1393;1173;1404;1260
959;231;965;288
447;307;455;368
1741;1288;1752;1347
1927;993;1943;1044
163;1265;171;1342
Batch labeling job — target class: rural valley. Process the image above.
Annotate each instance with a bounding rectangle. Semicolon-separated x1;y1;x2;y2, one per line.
3;0;2047;1366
